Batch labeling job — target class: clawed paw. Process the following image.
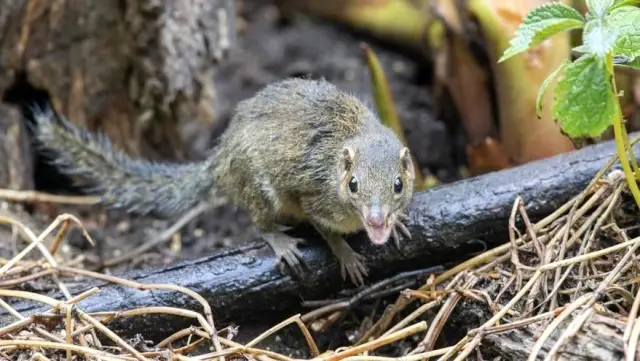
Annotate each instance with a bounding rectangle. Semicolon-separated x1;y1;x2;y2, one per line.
265;234;307;277
277;244;306;276
338;251;368;286
392;213;412;250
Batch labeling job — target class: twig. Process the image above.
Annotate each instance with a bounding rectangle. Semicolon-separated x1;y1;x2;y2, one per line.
0;213;94;275
301;267;440;323
156;326;210;349
49;218;72;256
56;265;223;361
0;340;136;361
0;268;55;288
526;294;592;361
76;309;149;361
295;317;321;357
246;314;302;347
318;322;427;361
101;202;210;267
412;275;479;354
625;285;640;358
543;307;594;361
0;188;99;205
382;300;440;336
196;338;294;361
341;347;452;361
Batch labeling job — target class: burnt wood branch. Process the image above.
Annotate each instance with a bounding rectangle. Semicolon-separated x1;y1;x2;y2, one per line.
1;137;636;339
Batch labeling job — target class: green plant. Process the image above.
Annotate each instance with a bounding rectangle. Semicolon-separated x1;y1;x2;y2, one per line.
499;0;640;207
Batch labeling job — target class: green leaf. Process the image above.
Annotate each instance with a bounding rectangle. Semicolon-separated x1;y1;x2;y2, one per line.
587;0;614;17
552;55;617;137
498;2;584;62
609;6;640;57
536;60;571;118
611;0;640;11
572;44;591;54
582;17;618;56
614;55;640;69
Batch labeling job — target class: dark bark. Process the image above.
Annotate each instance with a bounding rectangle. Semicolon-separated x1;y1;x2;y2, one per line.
0;0;235;160
1;136;633;339
485;313;630;361
448;299;634;360
0;104;33;190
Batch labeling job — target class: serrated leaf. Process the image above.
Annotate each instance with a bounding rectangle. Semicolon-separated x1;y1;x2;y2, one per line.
627;57;640;69
609;6;640;57
582;17;618;56
613;54;635;63
573;44;591;52
611;0;640;11
587;0;615;17
552;55;617;137
614;55;640;69
572;44;592;57
498;2;584;62
536;59;571;117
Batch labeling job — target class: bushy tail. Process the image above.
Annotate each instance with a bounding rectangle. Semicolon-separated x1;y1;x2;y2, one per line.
32;105;216;217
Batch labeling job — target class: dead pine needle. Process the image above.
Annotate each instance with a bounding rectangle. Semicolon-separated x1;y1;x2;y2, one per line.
317;322;427;361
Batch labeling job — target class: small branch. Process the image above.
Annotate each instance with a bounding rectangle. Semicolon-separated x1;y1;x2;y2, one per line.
0;189;99;205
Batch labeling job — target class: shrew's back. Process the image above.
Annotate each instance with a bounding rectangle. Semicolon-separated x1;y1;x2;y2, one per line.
213;78;382;195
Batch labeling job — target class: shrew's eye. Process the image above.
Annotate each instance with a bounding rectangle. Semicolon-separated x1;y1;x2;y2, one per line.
348;176;358;193
394;176;403;194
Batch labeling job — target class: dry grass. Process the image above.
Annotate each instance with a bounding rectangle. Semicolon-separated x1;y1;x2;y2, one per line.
0;195;428;360
340;160;640;359
2;150;640;360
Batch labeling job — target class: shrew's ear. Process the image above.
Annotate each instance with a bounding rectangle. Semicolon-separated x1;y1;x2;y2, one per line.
337;146;355;181
400;147;415;180
340;146;355;171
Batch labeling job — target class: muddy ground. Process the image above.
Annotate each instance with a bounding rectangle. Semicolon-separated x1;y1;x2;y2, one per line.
0;1;469;357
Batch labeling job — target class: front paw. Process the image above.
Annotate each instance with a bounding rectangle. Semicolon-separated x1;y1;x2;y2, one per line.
338;250;368;286
392;213;412;249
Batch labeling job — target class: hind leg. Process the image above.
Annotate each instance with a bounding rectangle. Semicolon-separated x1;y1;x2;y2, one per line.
253;211;308;277
242;179;308;277
263;228;307;275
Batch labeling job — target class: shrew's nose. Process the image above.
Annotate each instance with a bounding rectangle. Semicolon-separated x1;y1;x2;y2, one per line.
366;207;385;228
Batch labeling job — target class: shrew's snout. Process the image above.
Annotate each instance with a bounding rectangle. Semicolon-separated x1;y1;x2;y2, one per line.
362;203;392;245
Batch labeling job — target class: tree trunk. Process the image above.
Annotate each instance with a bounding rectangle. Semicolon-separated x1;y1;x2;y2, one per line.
0;104;33;191
0;0;236;161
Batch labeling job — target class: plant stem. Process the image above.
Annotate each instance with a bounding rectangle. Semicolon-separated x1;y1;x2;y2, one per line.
620;123;640;180
608;54;640;208
362;43;426;189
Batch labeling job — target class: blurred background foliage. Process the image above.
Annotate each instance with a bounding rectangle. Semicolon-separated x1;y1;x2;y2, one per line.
277;0;640;183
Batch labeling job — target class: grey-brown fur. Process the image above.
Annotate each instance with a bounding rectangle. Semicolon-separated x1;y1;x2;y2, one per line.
33;105;217;217
33;78;415;285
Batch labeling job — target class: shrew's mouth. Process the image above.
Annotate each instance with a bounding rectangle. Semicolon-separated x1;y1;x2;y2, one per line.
362;214;394;245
